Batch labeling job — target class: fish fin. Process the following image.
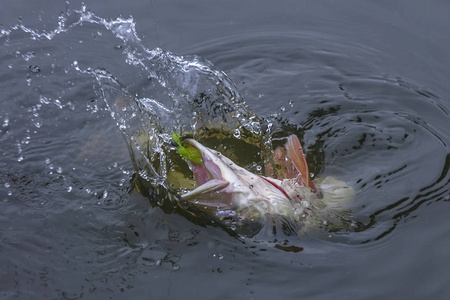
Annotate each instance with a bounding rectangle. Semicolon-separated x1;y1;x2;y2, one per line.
267;146;298;180
285;135;314;189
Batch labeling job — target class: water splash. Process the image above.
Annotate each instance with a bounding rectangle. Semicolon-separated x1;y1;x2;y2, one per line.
50;7;266;188
2;4;274;188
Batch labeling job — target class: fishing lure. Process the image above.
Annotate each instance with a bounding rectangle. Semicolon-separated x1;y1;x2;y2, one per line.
172;133;203;164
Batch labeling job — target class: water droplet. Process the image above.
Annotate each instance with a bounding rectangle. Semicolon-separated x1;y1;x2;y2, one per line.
322;220;328;226
102;190;108;198
29;65;40;73
67;186;72;192
2;118;9;128
256;165;262;171
230;225;236;231
233;129;241;139
172;264;180;270
57;167;62;174
249;185;254;189
40;96;50;105
17;156;24;162
45;158;50;164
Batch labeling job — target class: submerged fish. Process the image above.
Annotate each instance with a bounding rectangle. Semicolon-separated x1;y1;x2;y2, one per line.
173;135;354;237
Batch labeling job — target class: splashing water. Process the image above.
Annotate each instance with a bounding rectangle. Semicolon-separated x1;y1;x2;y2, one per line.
60;6;266;189
0;5;371;239
3;4;447;243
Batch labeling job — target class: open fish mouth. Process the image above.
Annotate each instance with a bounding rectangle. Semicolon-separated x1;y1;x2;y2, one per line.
179;138;237;209
181;139;228;194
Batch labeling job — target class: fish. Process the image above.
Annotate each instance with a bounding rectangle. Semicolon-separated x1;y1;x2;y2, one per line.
175;135;354;237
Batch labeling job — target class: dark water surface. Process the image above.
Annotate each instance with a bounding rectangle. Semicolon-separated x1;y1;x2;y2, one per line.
1;1;450;299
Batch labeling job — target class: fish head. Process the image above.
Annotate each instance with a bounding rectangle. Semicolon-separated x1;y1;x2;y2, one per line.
179;138;301;235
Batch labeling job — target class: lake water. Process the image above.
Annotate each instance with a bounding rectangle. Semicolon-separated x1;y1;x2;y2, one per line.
1;1;450;299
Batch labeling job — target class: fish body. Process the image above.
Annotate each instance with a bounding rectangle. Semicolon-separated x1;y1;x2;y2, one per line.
176;135;353;236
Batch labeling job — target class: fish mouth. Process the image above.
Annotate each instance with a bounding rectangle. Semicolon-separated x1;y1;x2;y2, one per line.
179;139;231;201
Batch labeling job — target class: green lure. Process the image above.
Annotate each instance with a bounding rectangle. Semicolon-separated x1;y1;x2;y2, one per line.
172;133;203;164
